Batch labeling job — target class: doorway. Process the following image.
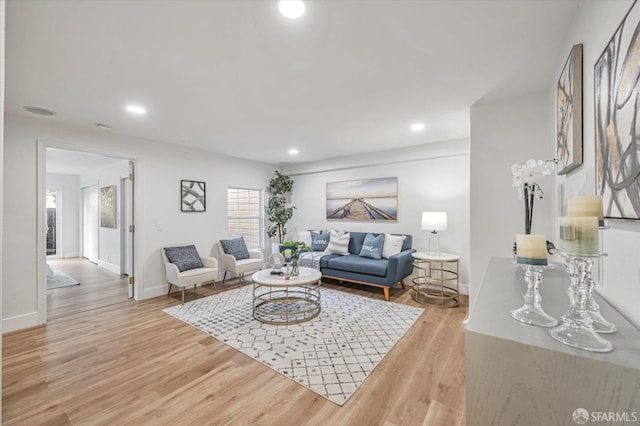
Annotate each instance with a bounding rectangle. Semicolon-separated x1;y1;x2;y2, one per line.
40;145;137;322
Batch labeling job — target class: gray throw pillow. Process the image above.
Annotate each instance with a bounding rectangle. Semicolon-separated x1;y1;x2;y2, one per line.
220;236;250;260
310;231;330;251
359;233;385;259
165;245;204;272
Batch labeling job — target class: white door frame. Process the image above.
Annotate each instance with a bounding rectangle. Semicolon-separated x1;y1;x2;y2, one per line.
36;140;142;325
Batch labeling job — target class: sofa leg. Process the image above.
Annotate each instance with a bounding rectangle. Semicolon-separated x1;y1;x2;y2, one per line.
383;287;390;301
400;280;406;289
167;283;172;298
223;271;227;284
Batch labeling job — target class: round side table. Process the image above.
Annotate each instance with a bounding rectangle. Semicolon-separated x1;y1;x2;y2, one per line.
411;252;460;308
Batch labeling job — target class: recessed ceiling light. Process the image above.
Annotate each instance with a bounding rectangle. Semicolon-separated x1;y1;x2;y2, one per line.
411;123;425;132
279;0;305;19
288;148;299;155
23;105;56;116
126;104;146;115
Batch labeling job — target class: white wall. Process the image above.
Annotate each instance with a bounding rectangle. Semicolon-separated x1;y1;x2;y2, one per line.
551;0;640;328
2;114;276;332
283;140;470;292
46;173;80;258
1;0;6;408
78;160;129;273
469;90;554;309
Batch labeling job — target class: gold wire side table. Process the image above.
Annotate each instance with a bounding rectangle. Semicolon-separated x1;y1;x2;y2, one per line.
411;252;460;308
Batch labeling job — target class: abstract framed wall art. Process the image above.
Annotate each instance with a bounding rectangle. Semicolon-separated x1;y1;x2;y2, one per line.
595;0;640;219
100;185;117;228
557;43;583;175
326;177;397;221
181;180;206;212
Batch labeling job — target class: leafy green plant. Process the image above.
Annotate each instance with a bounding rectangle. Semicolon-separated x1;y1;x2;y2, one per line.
280;241;311;259
266;170;296;243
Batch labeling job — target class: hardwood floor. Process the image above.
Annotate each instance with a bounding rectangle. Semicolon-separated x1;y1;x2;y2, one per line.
3;274;467;425
46;258;130;320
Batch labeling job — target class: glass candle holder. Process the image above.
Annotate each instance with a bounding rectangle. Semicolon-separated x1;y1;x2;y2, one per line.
549;254;613;353
510;264;557;327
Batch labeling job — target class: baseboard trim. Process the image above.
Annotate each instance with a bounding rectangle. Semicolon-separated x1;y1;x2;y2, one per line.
459;283;469;295
62;252;80;259
3;311;39;334
97;260;121;274
144;285;168;300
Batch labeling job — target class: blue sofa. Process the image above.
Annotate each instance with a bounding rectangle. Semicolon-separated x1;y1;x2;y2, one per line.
300;232;415;301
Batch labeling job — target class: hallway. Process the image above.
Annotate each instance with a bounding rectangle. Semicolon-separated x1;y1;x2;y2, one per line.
47;258;130;320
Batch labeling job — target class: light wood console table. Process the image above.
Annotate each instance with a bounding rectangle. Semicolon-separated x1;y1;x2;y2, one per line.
466;257;640;425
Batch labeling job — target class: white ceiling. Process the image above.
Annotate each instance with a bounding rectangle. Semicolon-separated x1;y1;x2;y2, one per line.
5;0;580;165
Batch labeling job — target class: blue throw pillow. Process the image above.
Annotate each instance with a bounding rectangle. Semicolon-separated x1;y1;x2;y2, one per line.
220;236;250;260
310;231;330;251
359;233;385;259
165;245;204;272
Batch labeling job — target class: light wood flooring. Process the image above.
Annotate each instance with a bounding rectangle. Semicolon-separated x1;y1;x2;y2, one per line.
4;263;467;425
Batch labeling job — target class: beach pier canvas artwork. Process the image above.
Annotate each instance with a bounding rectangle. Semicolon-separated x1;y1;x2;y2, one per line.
326;177;398;221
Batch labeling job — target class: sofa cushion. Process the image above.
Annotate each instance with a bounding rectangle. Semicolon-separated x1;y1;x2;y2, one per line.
349;232;367;255
382;233;406;259
325;230;350;255
359;233;385;259
165;245;204;272
326;255;388;277
310;230;330;251
220;236;250;260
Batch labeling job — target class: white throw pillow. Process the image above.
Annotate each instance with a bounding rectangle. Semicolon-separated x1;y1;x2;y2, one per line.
325;230;350;255
382;233;406;259
297;230;312;248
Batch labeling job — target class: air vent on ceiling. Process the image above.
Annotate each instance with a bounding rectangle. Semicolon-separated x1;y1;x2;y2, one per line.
23;106;56;116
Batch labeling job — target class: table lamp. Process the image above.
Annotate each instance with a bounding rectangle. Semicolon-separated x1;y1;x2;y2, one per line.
422;211;448;255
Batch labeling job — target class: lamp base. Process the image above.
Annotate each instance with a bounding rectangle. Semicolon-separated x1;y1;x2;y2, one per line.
428;231;440;255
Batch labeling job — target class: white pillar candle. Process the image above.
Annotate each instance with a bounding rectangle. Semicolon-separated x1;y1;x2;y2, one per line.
558;216;599;255
516;234;548;265
284;249;292;259
567;196;604;220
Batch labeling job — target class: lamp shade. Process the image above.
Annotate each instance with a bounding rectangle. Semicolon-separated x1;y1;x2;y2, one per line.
421;211;447;231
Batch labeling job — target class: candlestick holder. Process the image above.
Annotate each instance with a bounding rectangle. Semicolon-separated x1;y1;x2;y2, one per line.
549;253;613;352
510;264;557;327
587;225;617;333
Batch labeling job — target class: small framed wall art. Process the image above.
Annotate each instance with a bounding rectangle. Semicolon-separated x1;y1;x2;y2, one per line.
557;43;583;175
100;185;117;228
181;180;206;212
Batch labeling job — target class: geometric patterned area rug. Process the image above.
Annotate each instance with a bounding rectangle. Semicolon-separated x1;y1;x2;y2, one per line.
163;285;424;405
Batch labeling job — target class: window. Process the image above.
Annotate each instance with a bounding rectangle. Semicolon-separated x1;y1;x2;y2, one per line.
227;188;262;247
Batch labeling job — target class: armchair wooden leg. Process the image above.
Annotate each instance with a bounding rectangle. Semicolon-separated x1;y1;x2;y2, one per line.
400;280;406;289
181;287;185;305
167;284;172;298
223;271;227;284
383;287;390;301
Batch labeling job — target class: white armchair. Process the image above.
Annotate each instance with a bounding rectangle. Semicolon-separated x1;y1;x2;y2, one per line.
163;246;219;304
218;240;263;283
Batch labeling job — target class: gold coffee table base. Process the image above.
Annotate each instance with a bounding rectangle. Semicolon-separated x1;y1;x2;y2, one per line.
252;285;321;325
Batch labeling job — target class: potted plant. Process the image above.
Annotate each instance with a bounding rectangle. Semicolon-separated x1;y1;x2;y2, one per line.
266;170;296;244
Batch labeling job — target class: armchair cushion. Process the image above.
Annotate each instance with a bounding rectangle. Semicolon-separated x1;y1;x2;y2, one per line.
164;245;204;272
220;236;250;260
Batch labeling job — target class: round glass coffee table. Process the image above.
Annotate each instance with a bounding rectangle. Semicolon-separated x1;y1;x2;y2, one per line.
251;267;322;325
